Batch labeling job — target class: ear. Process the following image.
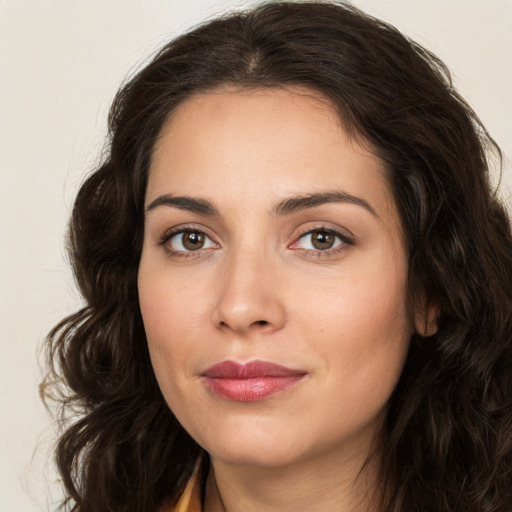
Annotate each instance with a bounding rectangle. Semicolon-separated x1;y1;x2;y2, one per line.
413;297;440;337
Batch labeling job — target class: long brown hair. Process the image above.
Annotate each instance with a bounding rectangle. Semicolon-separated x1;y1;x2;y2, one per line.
42;2;512;510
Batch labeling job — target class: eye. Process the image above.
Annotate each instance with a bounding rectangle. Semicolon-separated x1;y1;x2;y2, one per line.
290;227;353;253
300;230;340;250
166;229;216;252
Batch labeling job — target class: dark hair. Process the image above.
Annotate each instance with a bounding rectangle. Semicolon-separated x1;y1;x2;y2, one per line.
42;1;512;511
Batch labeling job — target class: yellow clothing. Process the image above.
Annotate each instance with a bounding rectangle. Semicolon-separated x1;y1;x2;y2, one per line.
161;461;203;512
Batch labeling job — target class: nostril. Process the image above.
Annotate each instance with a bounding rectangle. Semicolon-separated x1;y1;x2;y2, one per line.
253;320;269;326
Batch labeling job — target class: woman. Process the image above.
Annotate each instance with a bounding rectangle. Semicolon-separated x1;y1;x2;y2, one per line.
42;1;512;511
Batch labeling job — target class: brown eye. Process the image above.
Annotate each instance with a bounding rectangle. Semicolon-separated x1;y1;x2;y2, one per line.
311;230;335;250
167;230;216;252
182;231;205;250
291;228;349;253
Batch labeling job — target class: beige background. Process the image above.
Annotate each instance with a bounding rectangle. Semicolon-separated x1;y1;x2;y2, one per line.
1;0;511;510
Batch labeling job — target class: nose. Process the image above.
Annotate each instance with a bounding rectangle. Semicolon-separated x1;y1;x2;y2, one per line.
211;247;286;336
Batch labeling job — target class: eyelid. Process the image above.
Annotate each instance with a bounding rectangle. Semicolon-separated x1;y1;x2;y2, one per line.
156;222;354;258
289;224;355;253
158;224;219;255
159;223;202;242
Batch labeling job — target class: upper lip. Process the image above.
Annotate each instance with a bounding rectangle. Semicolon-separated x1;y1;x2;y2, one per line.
201;360;306;379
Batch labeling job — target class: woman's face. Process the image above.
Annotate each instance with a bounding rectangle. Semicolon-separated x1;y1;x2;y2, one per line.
138;88;413;469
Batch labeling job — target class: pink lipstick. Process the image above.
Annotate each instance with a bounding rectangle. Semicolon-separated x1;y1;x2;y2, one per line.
201;360;306;402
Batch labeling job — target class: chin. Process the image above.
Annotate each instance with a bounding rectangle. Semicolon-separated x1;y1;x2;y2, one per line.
209;444;302;468
198;421;307;468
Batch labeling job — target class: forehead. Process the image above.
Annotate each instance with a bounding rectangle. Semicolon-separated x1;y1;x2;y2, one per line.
147;87;396;221
152;87;347;173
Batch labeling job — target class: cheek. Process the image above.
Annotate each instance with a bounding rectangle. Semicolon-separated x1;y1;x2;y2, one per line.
301;252;409;340
297;252;411;397
138;261;223;443
138;251;210;337
137;256;205;386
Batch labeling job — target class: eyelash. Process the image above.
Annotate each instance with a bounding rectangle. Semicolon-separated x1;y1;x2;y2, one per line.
290;226;354;258
158;225;354;259
158;225;217;259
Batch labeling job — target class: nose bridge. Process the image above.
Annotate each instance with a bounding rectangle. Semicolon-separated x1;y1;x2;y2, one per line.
212;237;285;334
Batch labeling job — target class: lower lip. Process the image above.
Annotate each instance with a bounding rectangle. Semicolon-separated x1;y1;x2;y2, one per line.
203;375;305;401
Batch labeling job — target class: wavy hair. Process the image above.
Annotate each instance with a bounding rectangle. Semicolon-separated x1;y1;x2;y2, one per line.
42;2;512;511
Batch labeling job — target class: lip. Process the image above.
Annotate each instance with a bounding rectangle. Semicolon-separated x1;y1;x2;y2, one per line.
201;360;307;402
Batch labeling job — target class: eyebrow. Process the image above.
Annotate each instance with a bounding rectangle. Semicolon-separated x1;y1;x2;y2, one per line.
145;190;377;218
146;195;220;216
272;191;378;218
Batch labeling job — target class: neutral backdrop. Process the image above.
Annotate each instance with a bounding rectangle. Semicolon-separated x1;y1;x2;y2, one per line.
1;1;511;510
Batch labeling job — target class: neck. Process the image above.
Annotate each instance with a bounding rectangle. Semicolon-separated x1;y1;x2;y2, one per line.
204;440;384;512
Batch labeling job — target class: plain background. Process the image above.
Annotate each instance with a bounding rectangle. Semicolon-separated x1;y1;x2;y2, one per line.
1;1;511;510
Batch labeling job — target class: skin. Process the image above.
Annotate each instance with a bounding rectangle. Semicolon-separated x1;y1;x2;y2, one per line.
138;88;425;511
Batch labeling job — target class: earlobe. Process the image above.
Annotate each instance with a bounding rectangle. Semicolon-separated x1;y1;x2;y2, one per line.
414;301;440;337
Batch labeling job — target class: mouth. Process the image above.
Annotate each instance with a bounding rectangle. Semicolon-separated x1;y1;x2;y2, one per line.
200;360;307;402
